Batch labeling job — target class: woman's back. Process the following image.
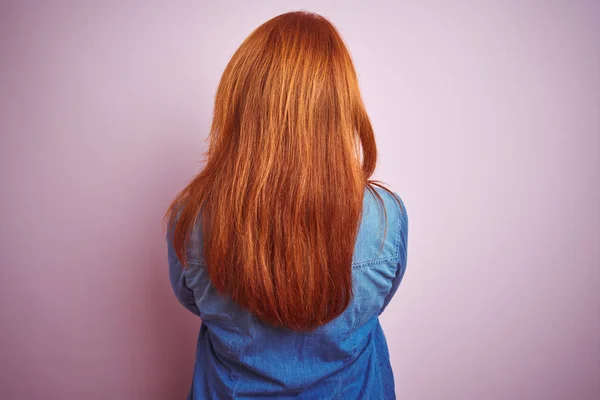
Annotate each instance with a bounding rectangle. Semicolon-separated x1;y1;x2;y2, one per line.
167;186;409;399
164;10;410;399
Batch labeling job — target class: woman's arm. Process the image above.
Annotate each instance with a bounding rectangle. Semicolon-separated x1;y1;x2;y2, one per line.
378;195;408;315
166;229;200;316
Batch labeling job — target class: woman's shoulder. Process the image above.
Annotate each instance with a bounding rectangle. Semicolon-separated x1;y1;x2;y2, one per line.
363;184;407;234
364;185;406;217
353;185;407;268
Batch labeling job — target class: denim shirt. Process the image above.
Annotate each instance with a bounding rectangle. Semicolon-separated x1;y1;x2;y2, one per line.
167;186;408;399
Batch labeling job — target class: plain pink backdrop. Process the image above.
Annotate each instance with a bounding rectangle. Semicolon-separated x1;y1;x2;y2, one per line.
1;1;599;399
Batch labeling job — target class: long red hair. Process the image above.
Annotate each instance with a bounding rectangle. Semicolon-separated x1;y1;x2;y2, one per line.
165;11;393;331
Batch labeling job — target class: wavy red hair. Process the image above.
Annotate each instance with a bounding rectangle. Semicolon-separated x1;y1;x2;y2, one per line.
165;11;394;331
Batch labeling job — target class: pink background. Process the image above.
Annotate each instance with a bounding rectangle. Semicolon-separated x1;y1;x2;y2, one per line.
1;1;598;399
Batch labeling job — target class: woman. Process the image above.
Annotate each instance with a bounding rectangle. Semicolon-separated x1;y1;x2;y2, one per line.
165;11;408;400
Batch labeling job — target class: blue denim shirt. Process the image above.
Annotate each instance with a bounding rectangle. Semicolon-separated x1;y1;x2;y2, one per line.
167;186;408;399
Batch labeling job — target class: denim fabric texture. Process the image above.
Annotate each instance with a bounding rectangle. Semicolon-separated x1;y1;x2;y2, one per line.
167;186;409;399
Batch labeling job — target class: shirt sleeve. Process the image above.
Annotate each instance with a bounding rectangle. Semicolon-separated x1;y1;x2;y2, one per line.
378;194;408;315
167;227;201;317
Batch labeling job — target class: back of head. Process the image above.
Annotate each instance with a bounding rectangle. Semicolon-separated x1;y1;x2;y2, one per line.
166;11;388;331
